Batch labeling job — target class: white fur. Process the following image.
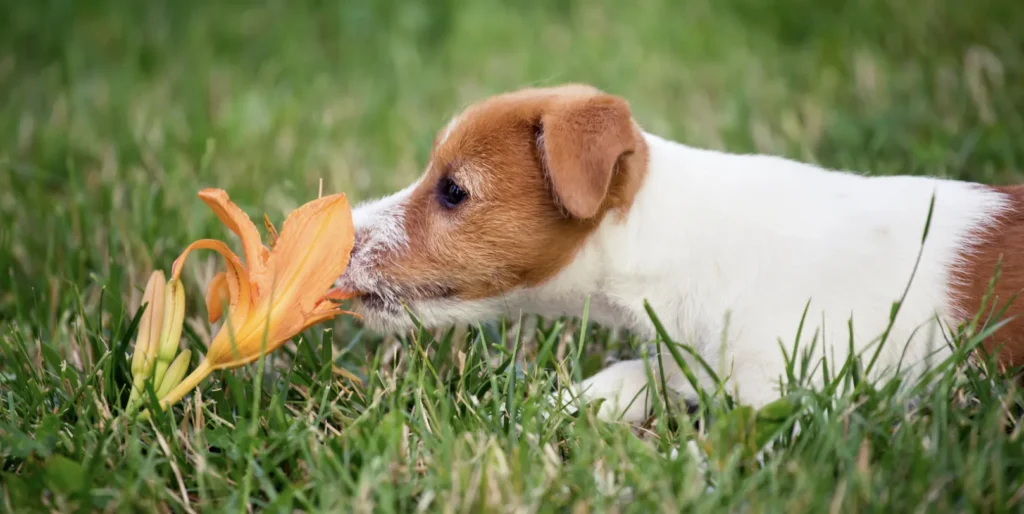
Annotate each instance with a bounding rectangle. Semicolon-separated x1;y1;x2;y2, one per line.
438;114;462;146
341;132;1009;423
340;181;414;307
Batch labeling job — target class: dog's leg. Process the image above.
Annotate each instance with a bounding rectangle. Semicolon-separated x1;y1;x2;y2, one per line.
552;358;695;424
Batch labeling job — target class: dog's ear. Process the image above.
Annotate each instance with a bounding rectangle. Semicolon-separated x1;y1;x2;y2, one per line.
538;92;637;219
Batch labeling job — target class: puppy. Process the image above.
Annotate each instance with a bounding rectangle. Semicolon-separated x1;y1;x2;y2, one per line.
334;84;1024;422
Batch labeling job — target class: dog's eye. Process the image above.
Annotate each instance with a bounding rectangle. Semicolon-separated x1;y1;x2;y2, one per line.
438;177;468;209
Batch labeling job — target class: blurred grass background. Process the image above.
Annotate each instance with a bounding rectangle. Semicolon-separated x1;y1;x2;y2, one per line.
2;0;1024;511
2;0;1023;322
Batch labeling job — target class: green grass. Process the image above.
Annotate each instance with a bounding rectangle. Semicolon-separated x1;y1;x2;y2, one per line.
3;0;1024;511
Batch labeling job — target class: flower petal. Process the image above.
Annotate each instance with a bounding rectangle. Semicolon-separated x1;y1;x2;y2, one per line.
195;192;356;373
204;318;288;370
172;239;252;324
205;272;230;323
264;193;354;327
303;300;361;330
323;286;358;301
198;188;271;277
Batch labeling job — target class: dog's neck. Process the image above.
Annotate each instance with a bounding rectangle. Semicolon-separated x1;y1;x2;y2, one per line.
521;133;722;343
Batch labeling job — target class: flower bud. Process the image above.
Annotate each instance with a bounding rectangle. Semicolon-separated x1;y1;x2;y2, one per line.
152;277;186;388
155;350;192;399
130;271;166;379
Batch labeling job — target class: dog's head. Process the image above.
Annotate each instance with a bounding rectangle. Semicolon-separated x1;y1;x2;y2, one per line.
336;84;648;332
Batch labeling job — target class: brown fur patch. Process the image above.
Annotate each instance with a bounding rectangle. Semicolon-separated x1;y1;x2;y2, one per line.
373;84;649;301
951;185;1024;367
540;91;639;219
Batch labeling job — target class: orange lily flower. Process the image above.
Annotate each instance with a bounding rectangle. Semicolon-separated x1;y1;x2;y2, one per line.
156;188;357;410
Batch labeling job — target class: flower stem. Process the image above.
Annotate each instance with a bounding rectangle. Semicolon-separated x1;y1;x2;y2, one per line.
123;375;150;419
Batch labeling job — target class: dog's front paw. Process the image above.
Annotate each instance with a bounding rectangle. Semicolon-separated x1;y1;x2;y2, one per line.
541;362;663;424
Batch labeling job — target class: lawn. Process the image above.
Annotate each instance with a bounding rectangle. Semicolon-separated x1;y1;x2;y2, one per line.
2;0;1024;511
